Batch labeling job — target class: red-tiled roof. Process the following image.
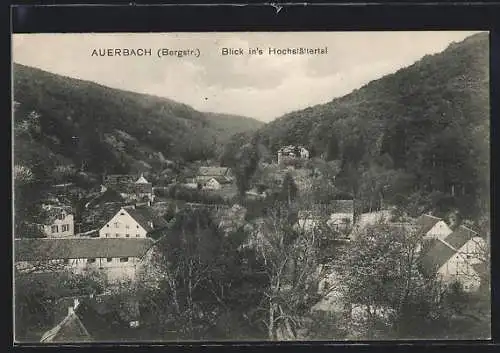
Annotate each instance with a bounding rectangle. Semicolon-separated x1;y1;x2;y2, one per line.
15;238;155;261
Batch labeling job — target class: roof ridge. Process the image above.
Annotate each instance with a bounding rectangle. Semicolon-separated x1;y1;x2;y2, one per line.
459;225;479;235
423;214;441;220
437;237;459;253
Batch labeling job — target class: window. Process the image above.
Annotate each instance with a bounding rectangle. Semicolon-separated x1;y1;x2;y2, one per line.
107;258;113;262
51;225;58;233
115;233;120;237
136;234;140;238
136;225;139;229
125;224;130;229
105;233;110;238
61;224;70;232
120;212;125;216
126;234;130;238
114;222;119;228
120;257;129;263
87;258;96;263
57;213;65;220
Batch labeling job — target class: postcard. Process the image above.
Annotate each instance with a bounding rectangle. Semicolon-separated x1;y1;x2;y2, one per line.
12;31;490;342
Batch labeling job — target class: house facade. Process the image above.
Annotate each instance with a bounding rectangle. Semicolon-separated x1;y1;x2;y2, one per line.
41;205;74;238
98;206;168;239
327;200;354;232
196;166;233;184
15;237;155;283
420;225;488;293
277;145;310;164
134;174;154;202
203;176;232;190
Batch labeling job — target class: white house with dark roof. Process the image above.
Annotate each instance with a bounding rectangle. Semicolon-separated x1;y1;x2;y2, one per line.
196;166;233;184
277;145;310;164
415;214;453;240
203;176;232;190
40;204;75;238
419;225;488;292
14;237;155;283
98;206;168;239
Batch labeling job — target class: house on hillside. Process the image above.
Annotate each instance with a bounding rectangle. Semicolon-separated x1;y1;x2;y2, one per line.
134;174;154;202
277;145;309;164
419;225;488;292
103;174;136;186
327;200;354;232
415;214;453;240
40;204;74;238
203;176;232;191
15;237;154;283
98;206;168;239
196;166;233;184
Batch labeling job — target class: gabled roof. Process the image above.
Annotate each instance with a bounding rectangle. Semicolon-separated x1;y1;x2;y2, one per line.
42;297;134;343
208;176;232;184
41;306;92;343
198;166;230;177
415;214;442;237
419;239;457;277
125;206;169;233
15;238;155;261
443;225;478;250
135;175;149;184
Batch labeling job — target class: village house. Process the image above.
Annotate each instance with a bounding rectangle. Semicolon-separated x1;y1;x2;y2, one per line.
202;176;232;191
40;204;75;238
277;145;310;164
196;166;234;184
419;225;488;293
327;200;354;231
295;200;354;235
15;237;155;283
134;174;154;203
40;295;140;343
415;214;453;240
98;205;168;240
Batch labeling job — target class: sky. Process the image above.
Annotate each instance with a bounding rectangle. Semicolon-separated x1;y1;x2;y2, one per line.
12;31;482;122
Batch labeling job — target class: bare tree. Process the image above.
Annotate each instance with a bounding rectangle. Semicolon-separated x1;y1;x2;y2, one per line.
251;201;322;340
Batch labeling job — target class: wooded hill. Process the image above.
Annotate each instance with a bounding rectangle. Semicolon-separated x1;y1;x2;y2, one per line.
13;63;263;178
253;32;489;224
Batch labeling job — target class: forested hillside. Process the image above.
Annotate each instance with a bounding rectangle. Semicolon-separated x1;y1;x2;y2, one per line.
13;63;263;179
254;32;489;225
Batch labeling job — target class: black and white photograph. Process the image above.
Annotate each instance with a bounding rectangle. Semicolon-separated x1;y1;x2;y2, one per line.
12;31;490;342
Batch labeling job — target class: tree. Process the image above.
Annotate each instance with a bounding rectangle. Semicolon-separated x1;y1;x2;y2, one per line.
251;201;322;340
280;172;298;205
138;208;268;340
338;222;445;339
234;143;260;198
